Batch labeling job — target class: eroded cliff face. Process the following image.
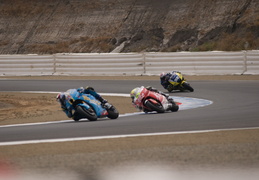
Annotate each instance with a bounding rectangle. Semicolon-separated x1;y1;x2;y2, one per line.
0;0;258;54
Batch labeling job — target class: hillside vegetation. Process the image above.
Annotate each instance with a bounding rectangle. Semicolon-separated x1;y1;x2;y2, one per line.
0;0;258;54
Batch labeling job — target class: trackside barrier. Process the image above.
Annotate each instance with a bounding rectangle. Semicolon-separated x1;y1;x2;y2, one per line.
245;51;259;75
0;51;258;76
0;54;54;76
54;53;144;76
144;51;246;75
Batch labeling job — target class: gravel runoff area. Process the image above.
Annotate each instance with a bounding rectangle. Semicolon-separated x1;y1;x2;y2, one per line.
0;75;259;180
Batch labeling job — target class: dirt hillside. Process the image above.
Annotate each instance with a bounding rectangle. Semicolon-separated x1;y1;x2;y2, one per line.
0;0;258;54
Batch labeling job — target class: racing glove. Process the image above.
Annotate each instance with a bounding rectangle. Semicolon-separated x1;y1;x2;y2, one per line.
100;99;112;109
146;86;158;92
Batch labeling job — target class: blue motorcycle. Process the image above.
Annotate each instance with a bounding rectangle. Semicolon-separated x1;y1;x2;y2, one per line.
64;89;119;121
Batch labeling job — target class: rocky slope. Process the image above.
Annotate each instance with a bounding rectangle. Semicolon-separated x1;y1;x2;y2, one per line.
0;0;258;54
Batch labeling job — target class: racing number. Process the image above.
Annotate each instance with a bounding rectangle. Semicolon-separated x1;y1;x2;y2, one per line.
171;74;180;82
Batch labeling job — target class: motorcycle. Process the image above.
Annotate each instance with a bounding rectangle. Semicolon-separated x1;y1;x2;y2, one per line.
64;89;119;121
132;87;179;113
166;72;194;92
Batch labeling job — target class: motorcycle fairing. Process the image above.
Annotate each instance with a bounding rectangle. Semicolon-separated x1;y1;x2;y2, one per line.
81;94;108;117
136;87;170;111
168;72;184;86
66;89;108;117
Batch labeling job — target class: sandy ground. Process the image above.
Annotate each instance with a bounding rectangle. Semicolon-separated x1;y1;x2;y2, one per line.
0;75;259;179
0;92;135;126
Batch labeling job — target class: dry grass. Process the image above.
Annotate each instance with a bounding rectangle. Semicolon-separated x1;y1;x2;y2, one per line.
0;0;103;17
216;32;259;51
27;36;114;54
193;32;259;51
0;0;49;17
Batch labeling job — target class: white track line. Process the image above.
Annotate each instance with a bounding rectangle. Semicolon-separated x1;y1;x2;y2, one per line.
1;127;259;146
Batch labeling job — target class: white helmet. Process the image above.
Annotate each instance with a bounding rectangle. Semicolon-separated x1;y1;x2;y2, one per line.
160;72;166;79
56;93;62;102
56;93;65;103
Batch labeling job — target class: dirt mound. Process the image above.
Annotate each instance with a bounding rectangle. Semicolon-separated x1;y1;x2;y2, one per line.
0;92;135;126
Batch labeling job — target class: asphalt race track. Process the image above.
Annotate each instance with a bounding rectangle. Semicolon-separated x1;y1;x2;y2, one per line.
0;79;259;143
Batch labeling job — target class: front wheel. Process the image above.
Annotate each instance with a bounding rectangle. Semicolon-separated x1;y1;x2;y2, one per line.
169;100;179;112
76;106;97;121
144;100;165;113
182;82;194;92
166;84;174;92
107;106;119;119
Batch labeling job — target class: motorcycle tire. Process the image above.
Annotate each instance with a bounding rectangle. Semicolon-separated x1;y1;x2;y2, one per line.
182;82;194;92
76;105;97;121
107;106;119;119
169;100;179;112
144;100;165;113
167;84;174;92
72;112;80;121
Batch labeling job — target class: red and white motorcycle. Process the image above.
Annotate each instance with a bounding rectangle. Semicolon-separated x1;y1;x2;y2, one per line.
130;86;179;113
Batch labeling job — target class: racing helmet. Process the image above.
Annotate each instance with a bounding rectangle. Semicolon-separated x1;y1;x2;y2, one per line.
56;93;62;102
56;93;65;103
160;72;166;79
130;87;139;100
77;87;84;93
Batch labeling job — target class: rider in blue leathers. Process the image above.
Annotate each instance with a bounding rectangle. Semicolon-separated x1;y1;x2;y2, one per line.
56;86;108;119
160;72;171;89
160;71;182;89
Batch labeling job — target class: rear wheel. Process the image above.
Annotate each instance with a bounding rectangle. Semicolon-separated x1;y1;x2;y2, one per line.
144;100;165;113
76;106;97;121
182;82;194;92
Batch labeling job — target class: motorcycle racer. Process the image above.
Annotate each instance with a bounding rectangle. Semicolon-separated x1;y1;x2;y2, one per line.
56;92;73;118
160;71;182;89
56;86;110;119
130;86;145;111
130;86;173;112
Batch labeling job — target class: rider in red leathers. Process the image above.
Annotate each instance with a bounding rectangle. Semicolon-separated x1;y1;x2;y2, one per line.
130;86;173;112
